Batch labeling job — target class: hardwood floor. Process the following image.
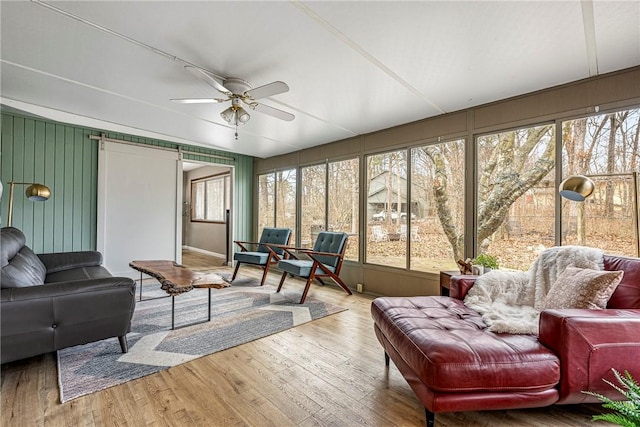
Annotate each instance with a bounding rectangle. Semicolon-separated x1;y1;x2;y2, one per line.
2;255;605;426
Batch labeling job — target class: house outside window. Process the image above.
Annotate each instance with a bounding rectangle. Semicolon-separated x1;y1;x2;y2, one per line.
191;173;230;222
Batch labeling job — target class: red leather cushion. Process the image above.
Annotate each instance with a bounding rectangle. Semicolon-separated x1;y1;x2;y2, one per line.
605;255;640;309
371;296;560;393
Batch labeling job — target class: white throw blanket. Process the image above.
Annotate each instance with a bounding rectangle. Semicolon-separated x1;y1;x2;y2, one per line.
464;246;604;335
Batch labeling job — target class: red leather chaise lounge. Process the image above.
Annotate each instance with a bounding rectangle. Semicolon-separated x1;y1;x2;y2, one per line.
371;254;640;426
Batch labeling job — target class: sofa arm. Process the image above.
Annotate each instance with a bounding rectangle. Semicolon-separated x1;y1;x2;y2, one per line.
539;308;640;404
450;275;477;300
37;251;103;274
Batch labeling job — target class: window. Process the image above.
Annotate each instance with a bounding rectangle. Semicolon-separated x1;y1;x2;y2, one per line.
257;173;275;231
191;174;230;222
301;164;326;248
366;151;407;268
562;108;640;256
257;169;297;245
276;169;297;246
328;158;359;261
411;139;465;272
476;124;556;270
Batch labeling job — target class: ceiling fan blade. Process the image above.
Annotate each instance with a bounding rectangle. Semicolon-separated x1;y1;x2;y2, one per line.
170;98;227;104
184;66;230;95
245;81;289;100
250;102;295;121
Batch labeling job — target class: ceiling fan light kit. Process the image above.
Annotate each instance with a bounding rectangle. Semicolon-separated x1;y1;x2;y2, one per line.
172;66;294;140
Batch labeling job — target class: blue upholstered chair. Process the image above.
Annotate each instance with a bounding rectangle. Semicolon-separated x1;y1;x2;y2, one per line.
231;227;292;286
276;231;352;303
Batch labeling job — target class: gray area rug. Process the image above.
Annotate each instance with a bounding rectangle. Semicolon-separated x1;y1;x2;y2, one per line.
57;274;346;402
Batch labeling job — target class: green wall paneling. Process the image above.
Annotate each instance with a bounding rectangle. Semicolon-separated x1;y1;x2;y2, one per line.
1;112;253;253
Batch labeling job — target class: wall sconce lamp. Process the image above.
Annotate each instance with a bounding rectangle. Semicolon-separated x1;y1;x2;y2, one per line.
6;181;51;226
559;175;595;202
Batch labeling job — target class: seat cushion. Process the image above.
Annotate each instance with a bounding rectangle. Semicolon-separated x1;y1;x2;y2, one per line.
1;227;47;288
234;251;269;265
278;260;335;278
371;296;560;393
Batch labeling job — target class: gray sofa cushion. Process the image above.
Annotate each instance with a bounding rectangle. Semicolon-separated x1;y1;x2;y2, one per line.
1;227;46;288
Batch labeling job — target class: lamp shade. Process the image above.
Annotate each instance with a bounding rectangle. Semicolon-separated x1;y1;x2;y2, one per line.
559;175;595;202
25;184;51;201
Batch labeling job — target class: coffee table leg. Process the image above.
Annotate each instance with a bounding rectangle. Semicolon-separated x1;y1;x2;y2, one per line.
208;288;212;321
139;271;143;301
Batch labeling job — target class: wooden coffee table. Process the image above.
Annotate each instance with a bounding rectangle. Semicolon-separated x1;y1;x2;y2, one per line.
130;260;230;329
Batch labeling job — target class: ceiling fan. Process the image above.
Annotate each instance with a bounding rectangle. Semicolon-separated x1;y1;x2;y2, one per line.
171;66;294;139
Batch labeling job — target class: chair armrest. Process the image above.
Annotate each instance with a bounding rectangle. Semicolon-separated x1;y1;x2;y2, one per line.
539;308;640;404
37;251;103;274
450;275;478;300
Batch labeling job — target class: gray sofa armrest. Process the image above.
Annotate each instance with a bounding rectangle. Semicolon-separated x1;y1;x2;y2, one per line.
37;251;103;274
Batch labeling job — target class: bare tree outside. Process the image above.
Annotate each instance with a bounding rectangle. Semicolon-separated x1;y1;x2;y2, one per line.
328;159;359;261
562;108;640;257
258;107;639;273
300;164;326;247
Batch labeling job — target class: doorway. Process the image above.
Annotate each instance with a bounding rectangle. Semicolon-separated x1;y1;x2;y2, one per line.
181;162;233;268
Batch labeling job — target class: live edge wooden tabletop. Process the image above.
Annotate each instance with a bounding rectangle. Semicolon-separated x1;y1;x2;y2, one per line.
129;260;230;296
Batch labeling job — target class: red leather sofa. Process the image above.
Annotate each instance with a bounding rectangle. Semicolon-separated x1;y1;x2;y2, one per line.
371;254;640;427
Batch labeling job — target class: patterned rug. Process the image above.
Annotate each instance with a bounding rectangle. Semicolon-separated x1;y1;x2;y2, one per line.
56;274;346;402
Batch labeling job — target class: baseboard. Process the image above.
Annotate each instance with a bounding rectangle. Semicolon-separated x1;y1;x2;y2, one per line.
182;245;225;259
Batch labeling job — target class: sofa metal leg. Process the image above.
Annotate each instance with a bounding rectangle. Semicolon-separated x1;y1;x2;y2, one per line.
385;352;390;366
425;408;435;427
118;335;128;353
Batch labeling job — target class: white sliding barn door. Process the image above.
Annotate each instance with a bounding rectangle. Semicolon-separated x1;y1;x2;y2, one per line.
97;141;181;277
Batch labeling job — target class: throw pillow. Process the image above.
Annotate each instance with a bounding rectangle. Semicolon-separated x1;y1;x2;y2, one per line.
543;267;623;310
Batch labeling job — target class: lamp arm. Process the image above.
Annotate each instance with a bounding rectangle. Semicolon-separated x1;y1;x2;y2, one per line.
7;182;16;227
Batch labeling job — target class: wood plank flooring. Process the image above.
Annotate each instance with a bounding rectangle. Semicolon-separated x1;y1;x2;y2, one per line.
1;253;606;426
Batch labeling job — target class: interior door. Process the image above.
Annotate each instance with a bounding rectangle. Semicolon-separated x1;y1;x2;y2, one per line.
97;141;181;277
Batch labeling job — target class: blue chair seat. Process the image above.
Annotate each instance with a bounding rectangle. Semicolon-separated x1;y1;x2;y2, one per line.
278;259;336;278
234;251;270;265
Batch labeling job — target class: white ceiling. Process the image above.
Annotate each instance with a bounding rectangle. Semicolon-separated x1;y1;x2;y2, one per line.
2;1;639;159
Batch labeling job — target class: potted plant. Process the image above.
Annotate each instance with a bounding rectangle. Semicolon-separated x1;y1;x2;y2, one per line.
583;369;640;426
473;254;499;273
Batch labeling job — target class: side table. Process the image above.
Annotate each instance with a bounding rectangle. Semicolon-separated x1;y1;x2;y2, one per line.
439;270;460;296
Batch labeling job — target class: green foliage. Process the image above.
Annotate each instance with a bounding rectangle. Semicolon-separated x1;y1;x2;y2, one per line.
472;253;499;269
583;369;640;426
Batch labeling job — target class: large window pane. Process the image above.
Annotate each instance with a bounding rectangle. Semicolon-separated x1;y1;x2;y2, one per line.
410;139;465;272
562;108;640;256
476;124;556;270
328;158;359;261
257;173;275;234
276;169;297;246
301;164;326;248
191;174;229;222
366;151;407;268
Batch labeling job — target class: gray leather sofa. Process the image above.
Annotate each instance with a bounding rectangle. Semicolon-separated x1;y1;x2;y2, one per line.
1;227;136;364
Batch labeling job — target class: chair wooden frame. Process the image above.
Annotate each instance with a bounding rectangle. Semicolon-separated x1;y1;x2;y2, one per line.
231;232;291;286
275;241;352;304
